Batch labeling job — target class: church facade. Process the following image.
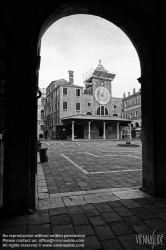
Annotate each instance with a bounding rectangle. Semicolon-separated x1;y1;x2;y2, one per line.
44;61;132;140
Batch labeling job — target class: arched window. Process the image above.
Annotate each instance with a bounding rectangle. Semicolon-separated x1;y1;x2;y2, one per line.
105;108;108;115
113;114;118;116
101;106;104;115
97;106;109;116
135;122;139;127
86;112;92;115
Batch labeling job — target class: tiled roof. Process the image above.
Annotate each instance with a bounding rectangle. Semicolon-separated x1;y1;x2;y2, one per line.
93;60;116;80
55;79;69;85
61;114;132;122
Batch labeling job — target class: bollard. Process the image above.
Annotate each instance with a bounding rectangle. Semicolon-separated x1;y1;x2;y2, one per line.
39;148;48;163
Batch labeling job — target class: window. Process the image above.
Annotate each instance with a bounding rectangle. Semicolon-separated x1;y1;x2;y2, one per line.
126;114;128;119
86;112;92;115
135;110;138;117
97;106;108;116
114;105;116;108
130;113;132;118
76;89;80;96
125;101;127;107
88;102;91;106
63;87;67;95
41;98;44;106
105;108;108;115
63;102;68;110
76;102;81;111
41;110;44;120
58;102;59;110
135;98;137;104
57;118;59;124
101;106;104;115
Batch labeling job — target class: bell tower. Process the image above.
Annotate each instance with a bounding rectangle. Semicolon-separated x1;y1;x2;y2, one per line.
83;60;116;104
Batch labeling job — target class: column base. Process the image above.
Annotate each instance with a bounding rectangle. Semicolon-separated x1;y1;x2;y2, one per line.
139;186;166;197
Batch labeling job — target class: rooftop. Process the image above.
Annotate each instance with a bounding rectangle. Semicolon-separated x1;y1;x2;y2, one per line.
83;60;116;83
61;114;132;122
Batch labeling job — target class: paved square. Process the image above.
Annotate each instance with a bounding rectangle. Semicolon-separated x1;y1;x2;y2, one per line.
37;140;145;209
1;141;166;250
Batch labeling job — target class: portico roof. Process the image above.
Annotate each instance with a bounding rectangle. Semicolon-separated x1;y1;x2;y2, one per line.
61;114;132;122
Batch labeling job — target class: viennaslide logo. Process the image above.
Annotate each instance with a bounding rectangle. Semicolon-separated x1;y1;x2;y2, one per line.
136;230;164;249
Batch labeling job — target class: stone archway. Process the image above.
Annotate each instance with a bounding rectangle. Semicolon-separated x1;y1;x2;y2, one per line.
34;2;153;195
2;1;166;216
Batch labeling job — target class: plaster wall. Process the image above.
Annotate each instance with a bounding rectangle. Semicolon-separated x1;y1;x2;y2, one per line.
60;85;83;118
84;122;117;139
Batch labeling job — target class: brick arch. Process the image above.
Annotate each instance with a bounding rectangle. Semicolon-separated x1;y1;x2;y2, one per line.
34;1;150;76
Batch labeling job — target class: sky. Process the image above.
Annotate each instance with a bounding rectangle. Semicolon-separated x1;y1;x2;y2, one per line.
39;14;141;98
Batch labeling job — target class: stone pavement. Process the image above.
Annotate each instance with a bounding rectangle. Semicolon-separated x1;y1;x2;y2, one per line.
38;140;142;200
1;140;166;250
1;196;166;250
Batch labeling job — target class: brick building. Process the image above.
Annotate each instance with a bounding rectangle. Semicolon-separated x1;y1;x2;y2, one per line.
43;61;132;140
122;89;141;138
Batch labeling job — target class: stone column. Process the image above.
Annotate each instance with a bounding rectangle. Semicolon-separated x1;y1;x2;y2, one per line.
72;121;75;141
2;5;37;214
117;123;119;139
129;123;132;139
88;122;91;140
138;72;166;196
103;122;106;140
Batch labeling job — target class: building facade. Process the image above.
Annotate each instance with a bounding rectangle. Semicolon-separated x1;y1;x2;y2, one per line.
122;89;141;138
43;61;132;140
37;88;46;138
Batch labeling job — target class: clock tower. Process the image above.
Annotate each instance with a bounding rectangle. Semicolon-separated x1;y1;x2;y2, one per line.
83;60;116;115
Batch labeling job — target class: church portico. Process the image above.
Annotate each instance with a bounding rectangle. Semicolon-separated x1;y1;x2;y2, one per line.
61;115;132;140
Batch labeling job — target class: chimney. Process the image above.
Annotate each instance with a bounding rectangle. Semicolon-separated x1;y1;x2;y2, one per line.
128;92;130;96
133;88;135;94
123;93;126;98
68;70;74;85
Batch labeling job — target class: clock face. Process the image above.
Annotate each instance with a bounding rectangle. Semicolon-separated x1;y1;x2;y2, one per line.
95;86;110;104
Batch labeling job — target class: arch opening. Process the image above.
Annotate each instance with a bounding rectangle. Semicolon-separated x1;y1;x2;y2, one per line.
34;1;152;203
